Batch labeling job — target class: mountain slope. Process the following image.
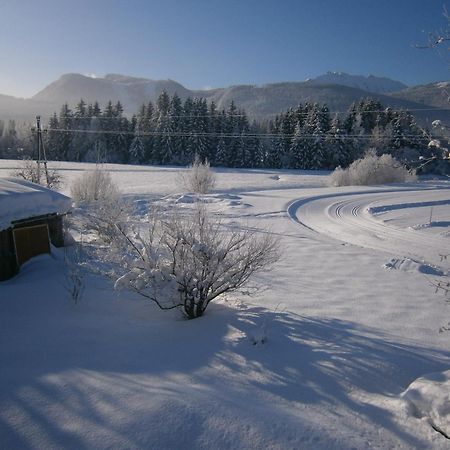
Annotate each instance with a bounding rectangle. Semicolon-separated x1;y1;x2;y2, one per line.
32;73;191;109
1;73;449;124
389;81;450;108
199;82;450;123
307;71;407;93
0;94;54;122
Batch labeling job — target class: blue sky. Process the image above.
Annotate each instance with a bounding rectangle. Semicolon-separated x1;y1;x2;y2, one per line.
0;0;449;97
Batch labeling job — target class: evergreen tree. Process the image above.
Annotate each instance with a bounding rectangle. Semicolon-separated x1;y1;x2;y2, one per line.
215;135;228;166
324;115;353;168
72;99;88;161
289;121;304;169
181;97;194;162
153;91;172;163
208;101;220;162
295;105;325;169
235;110;250;167
188;98;209;163
129;123;145;164
140;101;155;163
58;103;73;160
168;93;183;163
45;113;60;160
223;101;239;166
277;108;296;167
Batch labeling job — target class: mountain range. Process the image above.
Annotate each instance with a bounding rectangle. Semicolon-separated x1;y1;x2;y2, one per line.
2;72;450;124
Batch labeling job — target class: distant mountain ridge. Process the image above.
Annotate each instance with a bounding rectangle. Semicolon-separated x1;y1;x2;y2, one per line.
306;71;408;94
1;72;449;124
389;81;450;108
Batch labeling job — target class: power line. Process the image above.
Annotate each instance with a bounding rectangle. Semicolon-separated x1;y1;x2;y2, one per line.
53;105;450;121
43;127;434;140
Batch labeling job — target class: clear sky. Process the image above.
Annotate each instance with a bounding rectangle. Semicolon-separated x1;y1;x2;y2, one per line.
0;0;449;98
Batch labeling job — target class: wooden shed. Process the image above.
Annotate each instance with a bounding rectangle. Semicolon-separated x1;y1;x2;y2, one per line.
0;177;72;281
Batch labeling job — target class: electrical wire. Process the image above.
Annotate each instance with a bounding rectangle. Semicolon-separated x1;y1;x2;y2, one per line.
42;127;436;141
54;105;450;121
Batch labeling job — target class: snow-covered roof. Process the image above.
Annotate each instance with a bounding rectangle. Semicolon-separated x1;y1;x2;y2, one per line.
0;177;72;232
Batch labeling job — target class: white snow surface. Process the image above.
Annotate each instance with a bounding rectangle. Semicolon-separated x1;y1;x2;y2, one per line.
0;177;72;231
1;160;450;449
403;370;450;438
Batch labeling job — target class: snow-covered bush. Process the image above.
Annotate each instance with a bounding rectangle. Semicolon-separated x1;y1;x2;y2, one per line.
178;156;216;194
12;159;62;189
71;168;130;243
329;151;416;186
111;205;279;319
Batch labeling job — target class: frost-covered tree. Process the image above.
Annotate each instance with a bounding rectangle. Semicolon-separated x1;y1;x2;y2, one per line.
178;156;216;194
329;151;416;186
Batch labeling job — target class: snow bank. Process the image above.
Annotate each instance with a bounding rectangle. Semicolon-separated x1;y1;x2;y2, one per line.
0;177;72;231
402;370;450;438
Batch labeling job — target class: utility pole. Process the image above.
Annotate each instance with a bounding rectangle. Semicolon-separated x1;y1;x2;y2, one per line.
35;115;50;187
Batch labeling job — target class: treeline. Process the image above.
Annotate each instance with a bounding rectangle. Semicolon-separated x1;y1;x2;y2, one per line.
0;93;433;170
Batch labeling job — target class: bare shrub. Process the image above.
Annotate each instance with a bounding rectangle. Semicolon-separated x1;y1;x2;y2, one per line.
12;159;62;189
111;205;279;319
329;151;416;186
71;167;119;204
178;156;216;194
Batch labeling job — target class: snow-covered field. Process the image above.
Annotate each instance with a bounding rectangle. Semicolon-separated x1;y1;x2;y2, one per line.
1;159;450;449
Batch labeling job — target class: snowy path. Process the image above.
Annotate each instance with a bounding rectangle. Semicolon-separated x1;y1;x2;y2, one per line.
288;186;450;271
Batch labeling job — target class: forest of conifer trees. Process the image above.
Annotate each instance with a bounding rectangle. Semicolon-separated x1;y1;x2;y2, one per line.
0;91;435;170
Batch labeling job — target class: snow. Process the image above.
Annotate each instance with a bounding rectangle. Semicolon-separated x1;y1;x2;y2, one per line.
1;160;450;448
0;177;72;231
403;370;450;438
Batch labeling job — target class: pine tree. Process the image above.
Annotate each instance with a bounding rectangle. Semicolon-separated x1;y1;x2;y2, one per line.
154;91;172;163
235;110;250;167
45;113;60;160
223;101;239;166
71;99;88;161
58;103;73;160
277;108;296;167
129;134;145;163
140;101;155;163
295;105;325;169
188;98;209;163
289;121;304;169
169;93;183;163
324;115;353;168
215;135;228;166
208;101;219;162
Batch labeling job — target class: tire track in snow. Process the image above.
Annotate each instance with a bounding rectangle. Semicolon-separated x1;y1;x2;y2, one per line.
287;187;450;271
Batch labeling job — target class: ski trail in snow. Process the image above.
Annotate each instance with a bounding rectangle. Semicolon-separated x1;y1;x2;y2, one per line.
288;186;450;271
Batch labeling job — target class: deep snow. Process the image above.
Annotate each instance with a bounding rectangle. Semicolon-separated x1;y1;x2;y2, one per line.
0;160;449;449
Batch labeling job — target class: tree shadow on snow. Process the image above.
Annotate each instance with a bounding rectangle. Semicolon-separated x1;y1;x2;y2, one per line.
1;267;449;448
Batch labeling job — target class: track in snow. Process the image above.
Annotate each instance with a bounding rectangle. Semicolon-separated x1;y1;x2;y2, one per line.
288;187;450;271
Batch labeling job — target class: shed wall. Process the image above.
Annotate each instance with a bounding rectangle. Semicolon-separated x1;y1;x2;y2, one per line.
0;229;19;281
